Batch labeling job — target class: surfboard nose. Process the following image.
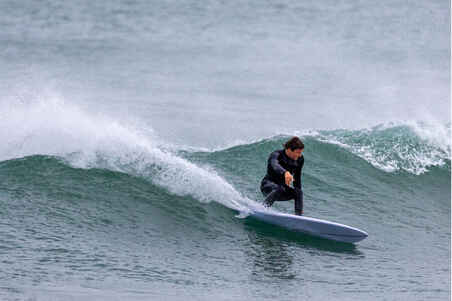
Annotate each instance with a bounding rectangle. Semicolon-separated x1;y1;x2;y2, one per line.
348;229;368;243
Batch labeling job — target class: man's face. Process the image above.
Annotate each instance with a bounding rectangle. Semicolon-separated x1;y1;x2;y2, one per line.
286;148;304;160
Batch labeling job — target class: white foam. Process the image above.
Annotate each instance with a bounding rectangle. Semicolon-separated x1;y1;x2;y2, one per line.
309;121;451;175
0;97;253;211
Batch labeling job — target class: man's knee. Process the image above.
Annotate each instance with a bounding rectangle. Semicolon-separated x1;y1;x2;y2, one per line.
292;187;303;197
261;181;280;196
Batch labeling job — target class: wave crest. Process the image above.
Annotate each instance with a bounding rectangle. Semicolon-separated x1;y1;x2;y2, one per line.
309;122;450;175
0;97;252;211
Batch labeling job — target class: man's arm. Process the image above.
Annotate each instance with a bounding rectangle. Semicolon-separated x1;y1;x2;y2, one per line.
268;151;286;179
293;157;304;189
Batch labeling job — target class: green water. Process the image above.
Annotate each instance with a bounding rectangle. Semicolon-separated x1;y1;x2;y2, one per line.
0;129;450;300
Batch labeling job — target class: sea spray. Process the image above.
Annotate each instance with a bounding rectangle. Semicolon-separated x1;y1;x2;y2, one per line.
0;98;253;211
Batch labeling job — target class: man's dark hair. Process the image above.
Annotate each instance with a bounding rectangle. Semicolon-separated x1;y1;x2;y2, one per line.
284;136;304;151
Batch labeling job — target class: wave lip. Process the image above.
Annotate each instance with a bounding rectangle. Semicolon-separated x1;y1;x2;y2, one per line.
190;121;450;176
306;122;451;175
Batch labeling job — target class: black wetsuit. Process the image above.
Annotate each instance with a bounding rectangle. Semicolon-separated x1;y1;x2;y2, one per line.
260;149;304;215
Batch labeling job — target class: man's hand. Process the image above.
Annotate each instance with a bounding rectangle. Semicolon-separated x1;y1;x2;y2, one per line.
284;171;293;186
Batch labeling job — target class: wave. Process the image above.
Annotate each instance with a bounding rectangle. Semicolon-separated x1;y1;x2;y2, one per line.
184;134;450;223
1;98;449;218
0;98;254;212
190;121;450;176
171;119;450;176
310;122;451;175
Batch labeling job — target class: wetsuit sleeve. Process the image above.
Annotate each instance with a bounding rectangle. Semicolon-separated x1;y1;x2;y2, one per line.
268;151;286;178
293;156;304;189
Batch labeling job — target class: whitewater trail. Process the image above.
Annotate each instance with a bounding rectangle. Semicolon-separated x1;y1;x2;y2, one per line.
0;98;256;212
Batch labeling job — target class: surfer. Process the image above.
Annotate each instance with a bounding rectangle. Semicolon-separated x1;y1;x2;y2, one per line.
260;137;304;215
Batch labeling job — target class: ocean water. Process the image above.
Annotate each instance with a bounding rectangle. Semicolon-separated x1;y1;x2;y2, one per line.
0;0;450;300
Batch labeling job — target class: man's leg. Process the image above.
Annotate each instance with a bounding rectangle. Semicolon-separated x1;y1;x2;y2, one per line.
263;187;285;207
261;181;293;207
292;187;304;215
261;180;304;215
261;181;286;207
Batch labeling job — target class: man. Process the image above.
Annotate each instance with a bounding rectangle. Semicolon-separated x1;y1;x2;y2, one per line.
260;136;304;215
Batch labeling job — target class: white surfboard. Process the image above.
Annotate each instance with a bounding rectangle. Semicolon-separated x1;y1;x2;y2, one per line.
247;209;368;243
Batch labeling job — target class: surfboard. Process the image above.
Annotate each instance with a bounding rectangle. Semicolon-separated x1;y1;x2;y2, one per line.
247;209;368;243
